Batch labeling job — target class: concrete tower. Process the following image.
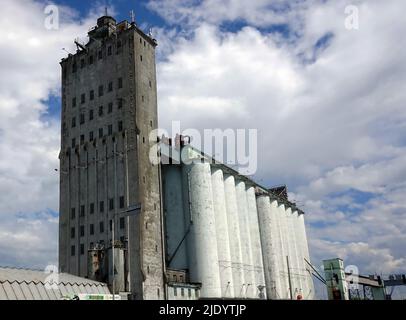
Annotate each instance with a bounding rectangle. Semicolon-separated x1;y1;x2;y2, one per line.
58;15;164;299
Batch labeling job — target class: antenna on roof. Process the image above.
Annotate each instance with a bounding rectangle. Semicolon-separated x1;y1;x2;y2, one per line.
130;10;135;24
105;6;108;16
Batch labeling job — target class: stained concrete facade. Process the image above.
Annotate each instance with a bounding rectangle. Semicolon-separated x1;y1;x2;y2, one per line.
161;144;315;300
58;16;164;299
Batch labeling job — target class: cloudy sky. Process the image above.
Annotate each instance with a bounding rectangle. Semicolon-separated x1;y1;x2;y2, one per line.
0;0;405;298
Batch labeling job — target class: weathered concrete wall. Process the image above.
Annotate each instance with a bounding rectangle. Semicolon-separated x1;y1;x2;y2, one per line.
59;19;164;299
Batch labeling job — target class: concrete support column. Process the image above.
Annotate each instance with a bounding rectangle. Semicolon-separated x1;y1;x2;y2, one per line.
235;181;256;299
211;168;234;298
223;175;245;298
183;162;221;298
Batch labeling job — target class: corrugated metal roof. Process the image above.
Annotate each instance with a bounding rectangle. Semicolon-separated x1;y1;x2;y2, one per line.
0;267;110;300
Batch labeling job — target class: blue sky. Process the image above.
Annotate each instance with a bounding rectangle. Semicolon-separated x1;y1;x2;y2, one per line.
0;0;405;299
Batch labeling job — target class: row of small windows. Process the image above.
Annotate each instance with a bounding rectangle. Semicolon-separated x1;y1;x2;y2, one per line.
71;80;123;107
71;43;124;73
70;217;126;240
70;197;125;219
71;103;123;129
71;121;123;147
173;287;199;298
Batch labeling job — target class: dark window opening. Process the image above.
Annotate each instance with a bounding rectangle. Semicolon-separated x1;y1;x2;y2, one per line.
108;102;113;113
81;93;85;104
108;46;112;56
71;117;76;128
109;198;114;211
118;99;123;109
89;131;94;141
71;138;76;148
118;121;123;132
119;196;125;209
80;113;85;124
108;124;112;136
71;245;75;256
90;90;94;101
99;105;103;116
120;217;125;229
80;225;85;237
90;224;94;235
118;77;123;89
108;82;113;92
99;221;104;233
89;55;94;65
70;227;75;239
99;128;103;138
72;97;76;108
80;134;84;144
90;203;95;214
80;243;84;255
80;205;85;217
100;201;104;212
98;85;104;97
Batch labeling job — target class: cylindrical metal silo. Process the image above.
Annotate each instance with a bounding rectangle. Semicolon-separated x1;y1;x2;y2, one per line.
211;168;235;298
223;174;245;298
182;162;222;298
246;186;266;299
256;195;279;299
235;180;256;299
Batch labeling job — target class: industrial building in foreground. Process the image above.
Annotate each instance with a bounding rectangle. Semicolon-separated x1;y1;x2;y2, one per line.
58;14;315;300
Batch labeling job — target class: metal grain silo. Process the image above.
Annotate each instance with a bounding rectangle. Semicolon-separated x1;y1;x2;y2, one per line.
211;168;235;298
292;209;307;298
286;206;300;298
